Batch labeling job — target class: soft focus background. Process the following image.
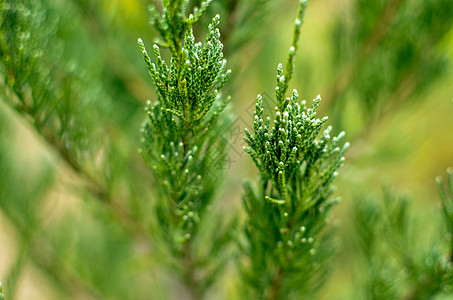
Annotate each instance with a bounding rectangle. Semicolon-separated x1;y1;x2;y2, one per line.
1;0;452;299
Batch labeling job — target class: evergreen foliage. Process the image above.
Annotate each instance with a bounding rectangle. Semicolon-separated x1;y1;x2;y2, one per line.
138;1;233;298
328;0;453;135
241;1;349;298
0;0;452;298
0;0;142;201
354;174;453;300
0;0;157;298
0;0;98;164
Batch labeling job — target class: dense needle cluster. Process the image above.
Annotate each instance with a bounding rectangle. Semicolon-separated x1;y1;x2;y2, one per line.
139;14;231;210
245;92;348;203
241;0;349;298
242;94;349;299
138;1;233;298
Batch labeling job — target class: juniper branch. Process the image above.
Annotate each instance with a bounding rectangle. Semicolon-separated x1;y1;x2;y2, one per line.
241;0;349;298
0;0;152;250
139;1;233;297
1;84;150;245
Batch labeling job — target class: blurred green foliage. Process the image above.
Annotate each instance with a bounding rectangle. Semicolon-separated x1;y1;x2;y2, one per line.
328;0;453;138
0;0;452;299
353;180;453;300
241;3;349;296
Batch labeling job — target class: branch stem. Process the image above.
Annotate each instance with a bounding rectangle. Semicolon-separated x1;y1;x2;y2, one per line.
267;266;284;300
182;241;203;300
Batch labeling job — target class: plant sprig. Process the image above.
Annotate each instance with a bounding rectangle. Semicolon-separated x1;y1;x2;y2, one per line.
138;1;234;298
241;0;349;298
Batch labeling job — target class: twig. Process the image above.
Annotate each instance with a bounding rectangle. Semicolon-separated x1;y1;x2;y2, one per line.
1;82;153;250
182;242;202;300
267;266;284;300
